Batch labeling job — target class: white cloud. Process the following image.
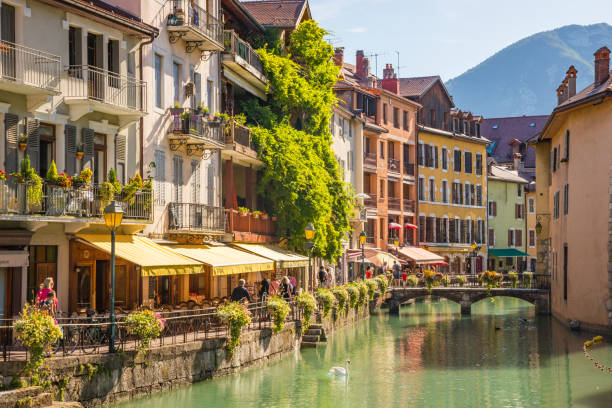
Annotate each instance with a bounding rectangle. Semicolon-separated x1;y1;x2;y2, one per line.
346;27;367;33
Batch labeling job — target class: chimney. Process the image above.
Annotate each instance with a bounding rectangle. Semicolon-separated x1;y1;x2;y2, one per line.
556;83;565;105
362;57;370;81
562;78;569;102
333;47;344;67
356;50;365;79
513;152;522;171
594;46;610;84
566;65;577;98
381;63;399;94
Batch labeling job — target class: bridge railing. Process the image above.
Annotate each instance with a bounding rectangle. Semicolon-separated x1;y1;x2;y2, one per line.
390;273;550;290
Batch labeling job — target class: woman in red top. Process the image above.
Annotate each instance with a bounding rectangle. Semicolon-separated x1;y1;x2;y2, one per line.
36;277;58;310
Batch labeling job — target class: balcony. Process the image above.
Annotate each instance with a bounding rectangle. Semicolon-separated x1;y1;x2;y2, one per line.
222;120;263;167
0;180;152;223
403;199;416;213
168;202;225;234
364;193;377;208
168;108;225;155
0;40;60;110
222;30;267;100
225;209;276;243
63;65;146;128
388;197;401;211
364;152;377;168
403;162;415;176
166;0;223;52
388;158;400;173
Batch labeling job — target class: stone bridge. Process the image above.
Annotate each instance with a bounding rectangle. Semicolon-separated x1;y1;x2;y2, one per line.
386;287;550;315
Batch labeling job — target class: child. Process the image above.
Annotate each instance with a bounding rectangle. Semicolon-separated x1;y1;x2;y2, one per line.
39;291;57;317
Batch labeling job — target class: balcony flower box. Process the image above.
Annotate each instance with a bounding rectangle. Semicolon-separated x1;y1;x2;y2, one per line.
170;107;183;116
261;214;269;220
251;211;261;219
271;216;277;221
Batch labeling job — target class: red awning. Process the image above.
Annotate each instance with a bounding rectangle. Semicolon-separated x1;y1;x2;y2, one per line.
404;223;418;230
396;247;444;264
388;222;402;230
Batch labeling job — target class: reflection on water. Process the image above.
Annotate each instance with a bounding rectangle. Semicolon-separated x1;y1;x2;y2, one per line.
114;298;612;408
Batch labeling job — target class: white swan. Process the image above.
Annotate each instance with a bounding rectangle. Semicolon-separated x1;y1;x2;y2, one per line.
329;359;350;376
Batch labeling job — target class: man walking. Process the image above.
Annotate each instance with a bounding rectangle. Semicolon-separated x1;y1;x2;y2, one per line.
392;261;401;287
318;266;328;288
231;279;253;303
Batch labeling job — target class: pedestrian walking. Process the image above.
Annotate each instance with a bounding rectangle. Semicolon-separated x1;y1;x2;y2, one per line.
280;277;292;300
259;278;270;301
318;266;328;288
231;279;253;303
392;261;401;287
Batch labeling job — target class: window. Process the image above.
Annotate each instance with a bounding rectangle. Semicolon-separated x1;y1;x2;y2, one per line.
465;183;471;205
417;142;424;166
380;179;384;198
383;104;388;123
154;54;163;108
488;228;495;246
107;39;119;86
464;152;472;173
475;153;482;175
453;149;461;172
517;184;522;197
154;150;166;205
508;229;514;247
393;107;399;128
403;111;408;130
379;141;384;159
515;230;522;247
442;180;448;203
563;184;569;215
68;26;82;77
190;160;200;203
563;244;568;300
554;191;560;219
207;155;216;205
515;203;523;219
563;130;570;161
418;177;425;200
419;216;426;242
207;80;214;111
347;151;354;172
429;179;436;202
172;61;181;104
552;147;558;172
476;185;482;206
452;182;458;204
193;71;202;108
528;197;535;214
529;229;535;248
38;123;56;179
441;148;448;170
488;201;497;216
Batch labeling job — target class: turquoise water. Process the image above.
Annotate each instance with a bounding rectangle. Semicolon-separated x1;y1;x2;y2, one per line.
115;298;612;407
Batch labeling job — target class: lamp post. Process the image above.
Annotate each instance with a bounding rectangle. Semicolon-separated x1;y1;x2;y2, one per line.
103;200;123;353
359;231;366;279
470;242;481;275
304;223;316;293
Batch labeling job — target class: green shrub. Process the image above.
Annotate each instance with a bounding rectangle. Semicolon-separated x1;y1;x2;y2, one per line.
125;310;164;355
331;286;349;314
374;275;389;297
355;281;368;307
406;275;419;287
45;160;58;181
216;302;252;358
522;272;533;288
364;279;378;299
266;296;291;333
453;275;467;287
317;288;336;318
345;284;359;309
296;292;316;333
441;275;451;287
508;271;519;288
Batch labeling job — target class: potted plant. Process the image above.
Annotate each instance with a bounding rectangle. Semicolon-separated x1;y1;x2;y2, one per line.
180;110;191;134
10;155;43;211
76;144;84;160
170;102;183;116
72;168;92;188
56;173;72;190
260;212;269;220
0;169;6;182
18;134;27;151
174;7;185;25
45;160;59;184
237;206;249;217
251;210;262;219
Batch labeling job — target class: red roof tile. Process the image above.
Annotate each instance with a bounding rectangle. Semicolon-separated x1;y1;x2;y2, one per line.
241;0;309;28
397;76;440;97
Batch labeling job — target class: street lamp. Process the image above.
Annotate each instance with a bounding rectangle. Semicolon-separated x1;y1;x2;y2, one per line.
304;223;316;292
469;242;481;275
359;231;366;279
103;200;123;353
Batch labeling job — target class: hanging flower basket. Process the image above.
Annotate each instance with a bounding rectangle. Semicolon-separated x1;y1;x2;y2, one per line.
18;142;26;151
76;151;84;160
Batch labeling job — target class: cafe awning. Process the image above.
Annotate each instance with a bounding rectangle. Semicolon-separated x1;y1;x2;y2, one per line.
488;248;529;257
172;245;274;276
76;234;203;277
397;247;444;264
347;249;400;267
232;244;308;269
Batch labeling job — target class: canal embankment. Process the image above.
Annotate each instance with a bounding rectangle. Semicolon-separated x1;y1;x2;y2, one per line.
0;300;375;407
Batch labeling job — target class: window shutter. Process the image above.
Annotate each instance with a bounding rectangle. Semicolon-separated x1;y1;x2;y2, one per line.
154;150;166;205
488;228;494;246
508;230;513;247
26;119;40;173
4;113;18;174
493;201;497;216
434;146;439;168
81;128;95;170
207;156;215;205
516;230;522;247
470;184;475;205
64;124;77;176
459;183;463;204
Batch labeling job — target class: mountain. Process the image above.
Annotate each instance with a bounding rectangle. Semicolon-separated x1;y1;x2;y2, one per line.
445;23;612;117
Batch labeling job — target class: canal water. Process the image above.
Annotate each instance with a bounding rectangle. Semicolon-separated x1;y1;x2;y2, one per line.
115;298;612;407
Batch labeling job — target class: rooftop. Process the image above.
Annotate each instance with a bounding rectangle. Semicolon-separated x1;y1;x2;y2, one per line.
241;0;310;28
489;165;529;184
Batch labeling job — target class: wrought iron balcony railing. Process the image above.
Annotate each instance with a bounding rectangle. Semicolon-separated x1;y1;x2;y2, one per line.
168;202;225;233
166;0;223;49
223;30;263;74
0;40;60;92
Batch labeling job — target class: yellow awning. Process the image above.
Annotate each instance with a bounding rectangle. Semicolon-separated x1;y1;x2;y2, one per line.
77;234;203;277
172;245;274;276
232;244;308;269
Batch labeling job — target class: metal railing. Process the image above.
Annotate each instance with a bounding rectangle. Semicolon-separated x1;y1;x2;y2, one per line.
64;65;146;112
0;180;152;221
364;193;377;208
403;199;416;213
168;108;225;145
388;158;400;172
226;209;276;236
166;0;223;45
388;197;401;211
168;202;225;232
223;30;264;74
389;273;551;290
0;300;303;361
403;162;415;176
364;152;377;166
226;120;257;151
0;40;60;92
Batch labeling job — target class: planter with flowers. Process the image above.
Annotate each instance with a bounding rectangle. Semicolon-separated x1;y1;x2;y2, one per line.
260;212;269;220
72;168;92;189
18;134;27;151
125;309;164;355
422;269;439;293
479;270;503;295
11;156;43;212
76;144;84;160
251;210;262;219
238;206;249;217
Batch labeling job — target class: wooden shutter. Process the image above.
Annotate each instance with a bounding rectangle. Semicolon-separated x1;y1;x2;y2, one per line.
26;119;40;172
459;183;463;204
81;128;95;169
434;146;439;168
508;230;513;247
515;230;522;247
64;124;77;176
4;113;18;174
425;145;431;167
154;150;166;205
470;184;475;206
488;228;494;246
493;201;497;216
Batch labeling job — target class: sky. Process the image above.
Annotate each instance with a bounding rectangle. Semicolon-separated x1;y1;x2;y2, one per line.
309;0;611;81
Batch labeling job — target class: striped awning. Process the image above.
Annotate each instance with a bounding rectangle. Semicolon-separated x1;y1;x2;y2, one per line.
397;247;444;264
172;245;274;276
76;234;202;277
232;244;308;269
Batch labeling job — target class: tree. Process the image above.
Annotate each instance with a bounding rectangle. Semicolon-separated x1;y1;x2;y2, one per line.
245;20;353;261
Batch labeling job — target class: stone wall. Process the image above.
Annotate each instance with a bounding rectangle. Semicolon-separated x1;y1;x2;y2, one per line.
1;302;375;407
